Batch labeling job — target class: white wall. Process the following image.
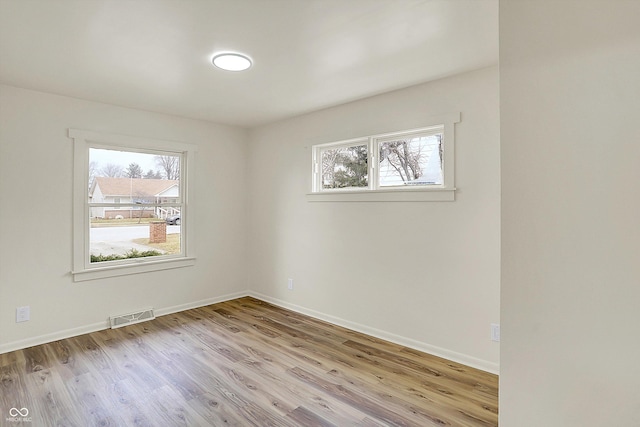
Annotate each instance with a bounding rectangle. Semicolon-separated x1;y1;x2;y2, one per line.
500;1;640;425
247;67;501;372
0;85;248;352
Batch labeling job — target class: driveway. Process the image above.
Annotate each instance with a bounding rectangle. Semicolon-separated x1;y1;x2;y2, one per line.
90;225;180;256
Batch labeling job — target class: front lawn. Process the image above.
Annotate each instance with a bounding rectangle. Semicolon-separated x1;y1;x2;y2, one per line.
91;218;160;227
132;233;180;254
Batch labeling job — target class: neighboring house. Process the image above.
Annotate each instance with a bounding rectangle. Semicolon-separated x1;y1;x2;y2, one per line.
89;177;179;219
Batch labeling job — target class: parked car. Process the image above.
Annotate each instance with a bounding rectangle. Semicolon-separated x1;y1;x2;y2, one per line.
166;215;180;225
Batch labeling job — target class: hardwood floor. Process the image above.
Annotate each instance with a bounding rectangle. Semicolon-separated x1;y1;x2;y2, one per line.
0;297;498;426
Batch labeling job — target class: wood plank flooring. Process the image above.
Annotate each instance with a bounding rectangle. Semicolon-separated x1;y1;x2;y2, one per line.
0;297;498;426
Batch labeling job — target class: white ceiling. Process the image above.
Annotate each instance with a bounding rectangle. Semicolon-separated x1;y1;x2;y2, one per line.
0;0;498;128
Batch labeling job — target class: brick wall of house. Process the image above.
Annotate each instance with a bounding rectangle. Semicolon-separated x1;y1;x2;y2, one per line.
103;210;156;219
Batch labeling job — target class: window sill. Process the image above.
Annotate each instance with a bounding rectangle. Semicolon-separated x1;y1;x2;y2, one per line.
72;257;196;282
306;188;455;202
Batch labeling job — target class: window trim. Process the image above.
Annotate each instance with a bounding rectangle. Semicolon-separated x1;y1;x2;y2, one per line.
69;129;197;281
308;112;460;202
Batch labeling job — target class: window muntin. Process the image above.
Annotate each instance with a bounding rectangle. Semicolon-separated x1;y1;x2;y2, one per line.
70;129;196;281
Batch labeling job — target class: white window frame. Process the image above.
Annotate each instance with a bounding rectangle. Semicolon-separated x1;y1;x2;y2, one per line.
308;112;460;202
70;129;196;281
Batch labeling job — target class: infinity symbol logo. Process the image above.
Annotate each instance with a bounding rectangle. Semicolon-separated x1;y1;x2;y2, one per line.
9;407;29;417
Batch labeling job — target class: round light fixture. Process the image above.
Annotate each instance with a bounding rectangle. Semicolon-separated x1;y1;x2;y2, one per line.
212;53;252;71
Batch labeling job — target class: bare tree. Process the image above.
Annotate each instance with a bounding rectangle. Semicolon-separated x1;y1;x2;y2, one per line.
89;160;99;189
321;149;339;188
131;191;155;223
379;140;425;182
155;155;179;180
100;163;123;178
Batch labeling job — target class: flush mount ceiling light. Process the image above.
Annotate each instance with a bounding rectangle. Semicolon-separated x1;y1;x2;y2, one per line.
212;52;252;71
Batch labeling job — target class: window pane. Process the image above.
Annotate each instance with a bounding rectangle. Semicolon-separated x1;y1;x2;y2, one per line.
378;134;443;187
88;147;182;264
321;144;368;189
89;148;180;203
90;212;181;263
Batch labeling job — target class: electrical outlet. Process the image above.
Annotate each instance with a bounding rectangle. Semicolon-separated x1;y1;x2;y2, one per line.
491;323;500;342
16;306;30;323
287;278;293;290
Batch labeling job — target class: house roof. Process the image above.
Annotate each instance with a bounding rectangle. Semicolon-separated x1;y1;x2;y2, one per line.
91;177;178;198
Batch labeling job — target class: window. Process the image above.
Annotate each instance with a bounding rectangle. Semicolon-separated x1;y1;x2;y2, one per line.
70;129;196;281
318;139;369;190
309;113;460;202
377;131;443;187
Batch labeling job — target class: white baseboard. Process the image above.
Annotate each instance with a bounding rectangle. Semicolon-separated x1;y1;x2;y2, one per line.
0;321;108;355
1;290;499;375
248;291;499;375
154;290;248;317
0;290;248;355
